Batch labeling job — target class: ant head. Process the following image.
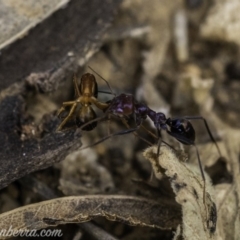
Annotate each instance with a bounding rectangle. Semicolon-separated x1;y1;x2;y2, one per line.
166;118;195;145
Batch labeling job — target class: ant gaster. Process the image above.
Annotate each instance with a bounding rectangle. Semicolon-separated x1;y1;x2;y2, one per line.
56;73;108;131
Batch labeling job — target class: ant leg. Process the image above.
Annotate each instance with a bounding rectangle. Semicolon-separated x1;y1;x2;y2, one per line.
98;90;115;95
56;101;77;117
184;116;221;156
123;111;174;149
139;124;176;150
78;115;107;131
56;102;77;131
156;128;162;156
120;118;152;146
140;125;158;140
167;130;206;204
193;144;206;204
80;127;138;150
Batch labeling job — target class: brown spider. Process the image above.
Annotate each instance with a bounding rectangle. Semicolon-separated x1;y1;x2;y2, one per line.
56;73;108;131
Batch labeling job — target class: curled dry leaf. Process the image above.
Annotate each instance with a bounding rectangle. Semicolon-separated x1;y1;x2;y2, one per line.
143;145;217;240
0;195;181;239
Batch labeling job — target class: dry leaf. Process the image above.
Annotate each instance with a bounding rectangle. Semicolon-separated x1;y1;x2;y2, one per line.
0;195;181;239
144;145;217;240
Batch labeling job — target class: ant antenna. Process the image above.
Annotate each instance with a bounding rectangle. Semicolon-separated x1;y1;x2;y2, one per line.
88;66;116;96
79;115;106;131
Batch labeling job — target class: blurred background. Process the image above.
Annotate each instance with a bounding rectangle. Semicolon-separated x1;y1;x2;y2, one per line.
0;0;239;239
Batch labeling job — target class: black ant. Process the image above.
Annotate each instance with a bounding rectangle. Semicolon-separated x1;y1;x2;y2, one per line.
78;69;222;203
56;69;221;203
56;73;109;131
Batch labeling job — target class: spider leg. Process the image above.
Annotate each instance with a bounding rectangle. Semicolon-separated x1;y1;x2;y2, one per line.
73;74;81;97
56;101;78;117
120;117;152;146
90;97;109;111
57;102;78;131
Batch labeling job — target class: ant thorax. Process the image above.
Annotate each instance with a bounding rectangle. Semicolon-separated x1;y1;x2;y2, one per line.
106;93;135;116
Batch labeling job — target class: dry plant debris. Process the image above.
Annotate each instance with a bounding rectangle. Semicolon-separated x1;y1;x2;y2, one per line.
0;195;181;239
144;145;217;240
0;0;240;239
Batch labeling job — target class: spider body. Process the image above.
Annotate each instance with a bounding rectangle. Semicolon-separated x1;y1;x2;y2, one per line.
56;73;108;131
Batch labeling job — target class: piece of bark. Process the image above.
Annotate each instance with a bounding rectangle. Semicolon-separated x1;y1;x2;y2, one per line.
0;0;71;50
0;0;123;93
0;95;81;190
